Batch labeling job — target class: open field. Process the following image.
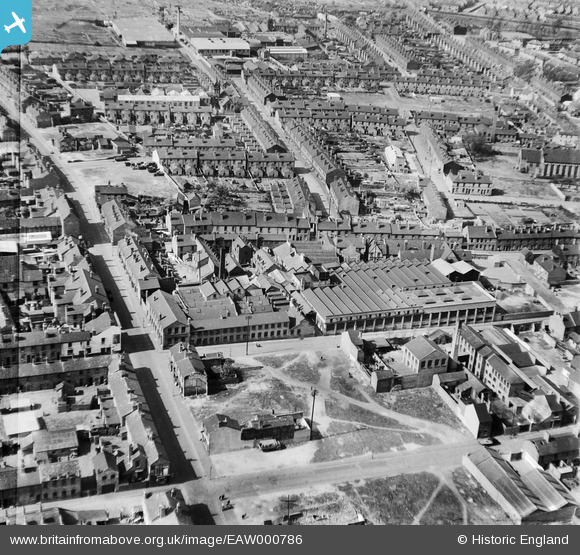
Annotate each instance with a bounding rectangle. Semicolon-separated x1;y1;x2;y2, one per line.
33;0;274;46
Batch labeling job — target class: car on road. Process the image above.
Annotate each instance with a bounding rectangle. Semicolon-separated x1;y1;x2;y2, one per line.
115;156;128;162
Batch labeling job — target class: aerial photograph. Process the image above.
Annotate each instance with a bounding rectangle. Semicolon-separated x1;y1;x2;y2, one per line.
0;0;579;527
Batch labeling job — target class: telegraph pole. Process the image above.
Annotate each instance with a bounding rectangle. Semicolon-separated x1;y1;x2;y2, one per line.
245;314;252;355
310;387;318;441
284;495;296;525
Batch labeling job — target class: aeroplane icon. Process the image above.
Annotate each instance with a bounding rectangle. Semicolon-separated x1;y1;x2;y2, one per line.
4;12;26;34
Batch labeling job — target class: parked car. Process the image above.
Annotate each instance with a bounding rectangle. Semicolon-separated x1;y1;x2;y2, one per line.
258;439;282;452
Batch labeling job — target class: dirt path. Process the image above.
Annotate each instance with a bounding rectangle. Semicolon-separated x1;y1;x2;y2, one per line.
261;354;468;445
442;471;469;525
412;478;444;525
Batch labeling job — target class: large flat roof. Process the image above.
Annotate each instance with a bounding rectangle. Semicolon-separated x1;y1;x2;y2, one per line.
190;37;250;51
112;19;175;45
302;262;495;321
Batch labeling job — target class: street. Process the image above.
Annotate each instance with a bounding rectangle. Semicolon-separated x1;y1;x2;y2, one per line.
231;76;331;215
0;95;231;523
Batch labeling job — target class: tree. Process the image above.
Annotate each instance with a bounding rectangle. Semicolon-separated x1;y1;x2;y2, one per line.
464;134;496;159
205;185;246;211
514;60;537;81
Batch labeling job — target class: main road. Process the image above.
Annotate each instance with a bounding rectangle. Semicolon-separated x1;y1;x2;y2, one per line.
0;94;233;523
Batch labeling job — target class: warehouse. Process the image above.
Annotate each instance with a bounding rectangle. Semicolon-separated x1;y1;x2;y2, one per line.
301;260;497;335
111;19;176;47
190;37;251;57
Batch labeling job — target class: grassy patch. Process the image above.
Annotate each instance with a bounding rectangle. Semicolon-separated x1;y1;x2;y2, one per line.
325;421;361;436
330;369;368;402
325;397;409;429
283;357;321;383
313;425;439;463
377;388;462;427
339;473;440;524
255;353;300;369
420;485;464;525
312;428;404;463
451;467;510;525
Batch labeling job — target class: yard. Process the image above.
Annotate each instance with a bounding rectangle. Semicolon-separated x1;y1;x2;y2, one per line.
59;153;179;199
38;123;118;145
496;291;548;314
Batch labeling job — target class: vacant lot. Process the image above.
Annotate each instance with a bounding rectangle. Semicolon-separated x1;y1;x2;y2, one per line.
376;387;462;427
328;353;368;402
330;373;367;402
339;473;440;525
312;426;439;463
230;484;360;526
419;485;464;525
325;397;409;430
188;372;307;425
283;356;322;383
451;467;510;525
61;154;178;199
